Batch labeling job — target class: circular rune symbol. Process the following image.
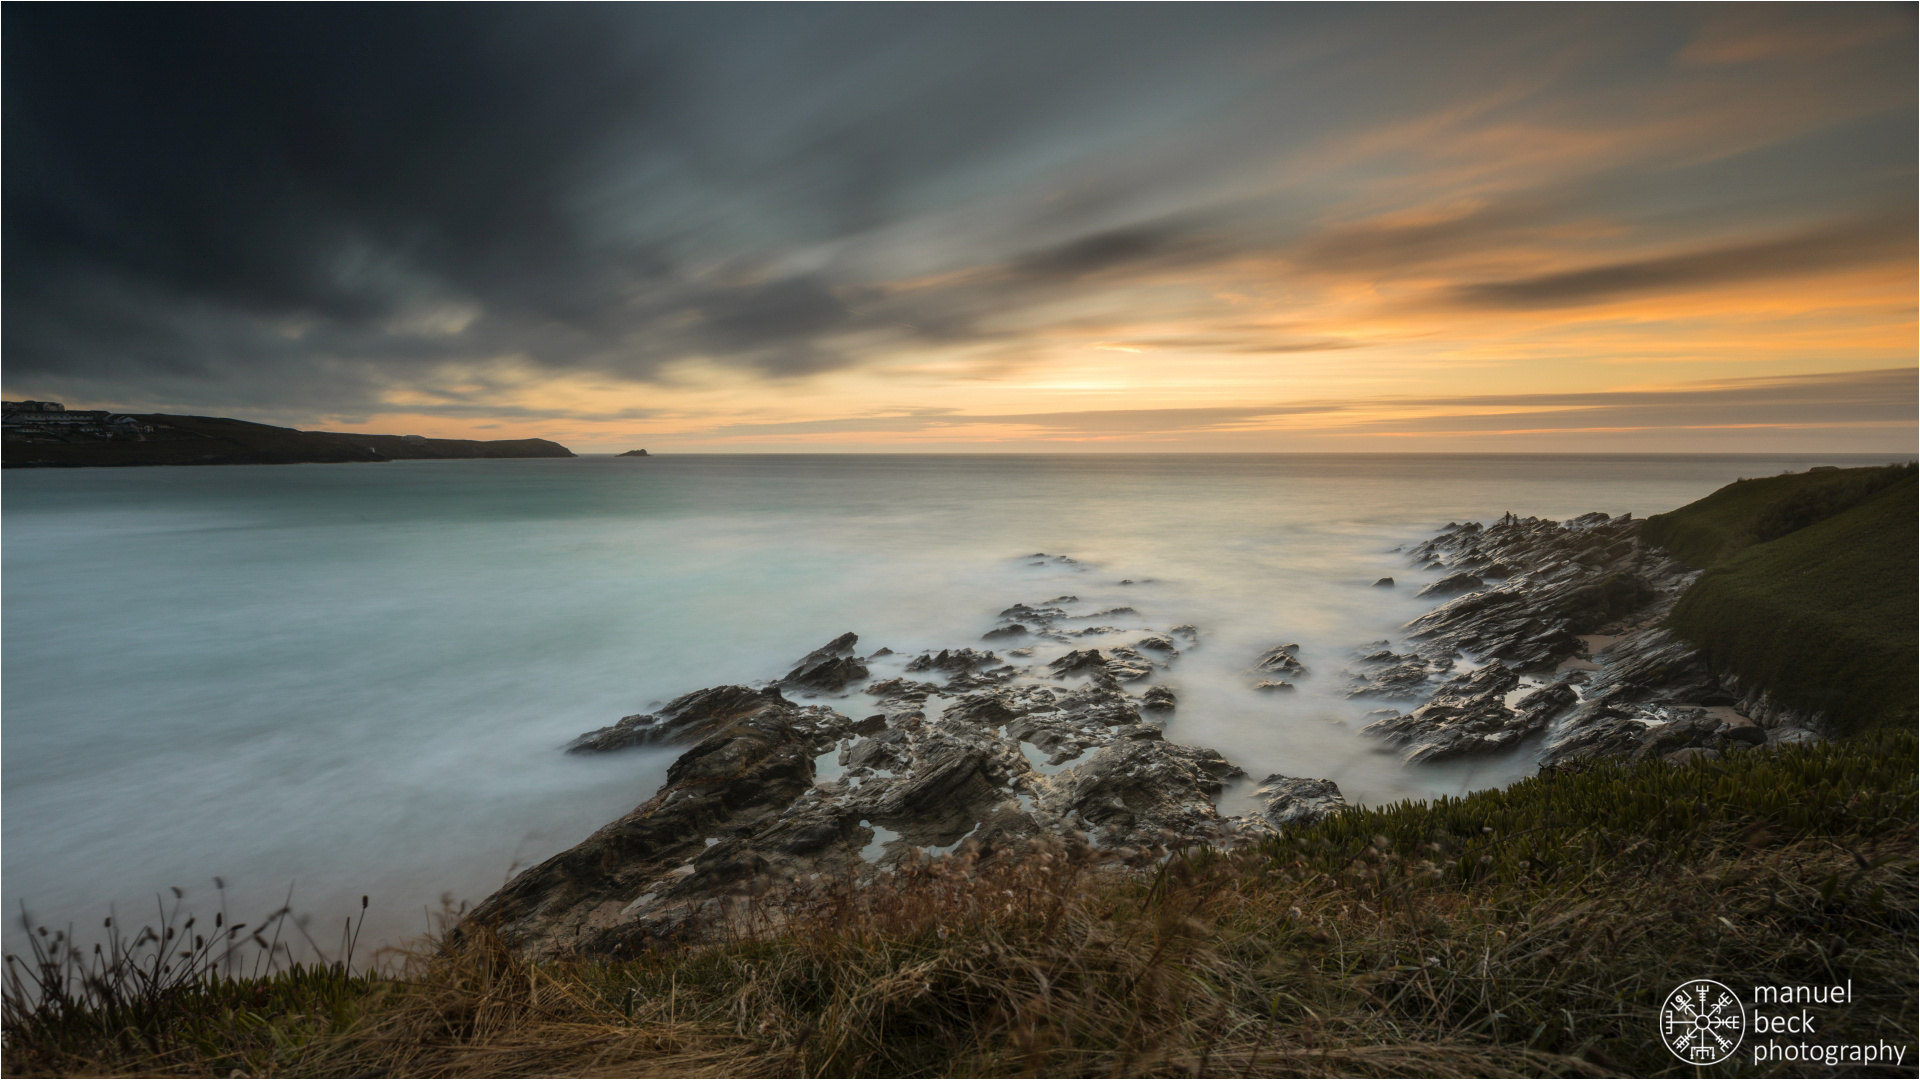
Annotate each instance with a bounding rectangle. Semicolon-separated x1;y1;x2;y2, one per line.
1661;979;1746;1064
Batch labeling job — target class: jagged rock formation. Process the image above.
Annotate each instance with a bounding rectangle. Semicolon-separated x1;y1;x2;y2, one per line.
1251;775;1347;827
1356;511;1819;768
471;592;1346;958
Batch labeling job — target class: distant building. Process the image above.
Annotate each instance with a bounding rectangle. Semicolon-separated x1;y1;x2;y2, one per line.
2;400;153;442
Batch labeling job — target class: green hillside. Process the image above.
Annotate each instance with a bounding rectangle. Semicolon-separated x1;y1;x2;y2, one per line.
1641;462;1914;568
1660;470;1917;735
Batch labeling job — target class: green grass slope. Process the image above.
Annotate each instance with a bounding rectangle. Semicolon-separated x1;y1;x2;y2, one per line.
1664;472;1917;735
1641;463;1914;568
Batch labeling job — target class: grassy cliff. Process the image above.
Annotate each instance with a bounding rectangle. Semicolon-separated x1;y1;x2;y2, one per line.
1641;463;1914;568
3;413;574;468
1649;466;1916;735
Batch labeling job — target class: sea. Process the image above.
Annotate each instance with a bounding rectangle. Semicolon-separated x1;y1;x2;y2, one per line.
2;452;1898;953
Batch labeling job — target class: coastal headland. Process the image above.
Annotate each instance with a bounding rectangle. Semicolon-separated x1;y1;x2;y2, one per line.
1;400;573;468
5;465;1912;1077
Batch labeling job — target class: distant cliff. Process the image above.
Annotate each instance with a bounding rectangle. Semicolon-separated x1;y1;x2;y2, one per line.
2;404;574;468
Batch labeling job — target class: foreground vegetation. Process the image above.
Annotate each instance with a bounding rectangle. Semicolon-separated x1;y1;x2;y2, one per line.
8;730;1913;1078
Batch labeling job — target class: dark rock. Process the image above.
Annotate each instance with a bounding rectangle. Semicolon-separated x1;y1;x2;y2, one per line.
905;648;1003;674
784;655;869;694
1253;644;1308;677
982;624;1029;640
1141;686;1177;712
1342;641;1451;701
1417;572;1484;598
1253;680;1296;692
867;677;941;703
567;685;788;753
1359;663;1529;763
1251;775;1347;827
1372;577;1395;587
1103;645;1156;682
616;449;650;457
1044;740;1243;846
1048;649;1110;678
1133;634;1178;654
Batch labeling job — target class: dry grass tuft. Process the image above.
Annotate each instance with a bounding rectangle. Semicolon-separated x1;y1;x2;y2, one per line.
8;731;1914;1077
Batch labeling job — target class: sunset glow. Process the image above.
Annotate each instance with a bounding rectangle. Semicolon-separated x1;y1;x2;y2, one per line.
5;5;1913;451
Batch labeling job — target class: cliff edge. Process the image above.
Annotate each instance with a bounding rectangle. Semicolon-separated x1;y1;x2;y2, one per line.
2;402;574;467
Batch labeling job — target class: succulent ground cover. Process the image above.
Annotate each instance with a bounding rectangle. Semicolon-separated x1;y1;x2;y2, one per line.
7;730;1912;1078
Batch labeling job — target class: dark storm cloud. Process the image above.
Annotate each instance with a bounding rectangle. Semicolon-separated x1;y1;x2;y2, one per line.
1449;212;1915;309
1;5;1339;407
1008;221;1221;282
3;6;1914;417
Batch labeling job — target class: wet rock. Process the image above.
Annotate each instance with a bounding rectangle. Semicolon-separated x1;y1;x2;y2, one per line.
1103;645;1156;682
1141;685;1177;712
1253;680;1296;692
781;633;869;693
1417;572;1484;598
982;624;1029;640
1372;577;1395;587
788;632;858;672
1048;649;1110;678
477;694;851;955
1134;634;1178;655
1170;624;1199;645
1043;739;1243;847
906;648;1003;674
784;655;870;694
1359;663;1530;763
867;677;941;703
1253;643;1308;677
1342;641;1452;701
1402;512;1681;673
567;685;789;753
1251;775;1347;827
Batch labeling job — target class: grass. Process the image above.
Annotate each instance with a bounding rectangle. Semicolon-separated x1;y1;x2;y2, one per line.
1663;472;1917;735
1639;463;1915;569
7;730;1913;1078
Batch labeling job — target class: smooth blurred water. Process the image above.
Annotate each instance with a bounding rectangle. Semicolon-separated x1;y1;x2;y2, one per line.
3;452;1895;950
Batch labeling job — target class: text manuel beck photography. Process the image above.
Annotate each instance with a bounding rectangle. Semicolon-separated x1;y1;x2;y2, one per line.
1662;978;1910;1068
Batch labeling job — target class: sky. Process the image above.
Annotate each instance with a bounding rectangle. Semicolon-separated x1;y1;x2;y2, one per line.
4;4;1915;453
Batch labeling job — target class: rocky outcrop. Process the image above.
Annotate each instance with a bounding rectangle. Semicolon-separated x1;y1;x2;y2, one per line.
1250;775;1347;827
782;633;870;694
565;685;791;753
1359;511;1815;769
475;588;1280;958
